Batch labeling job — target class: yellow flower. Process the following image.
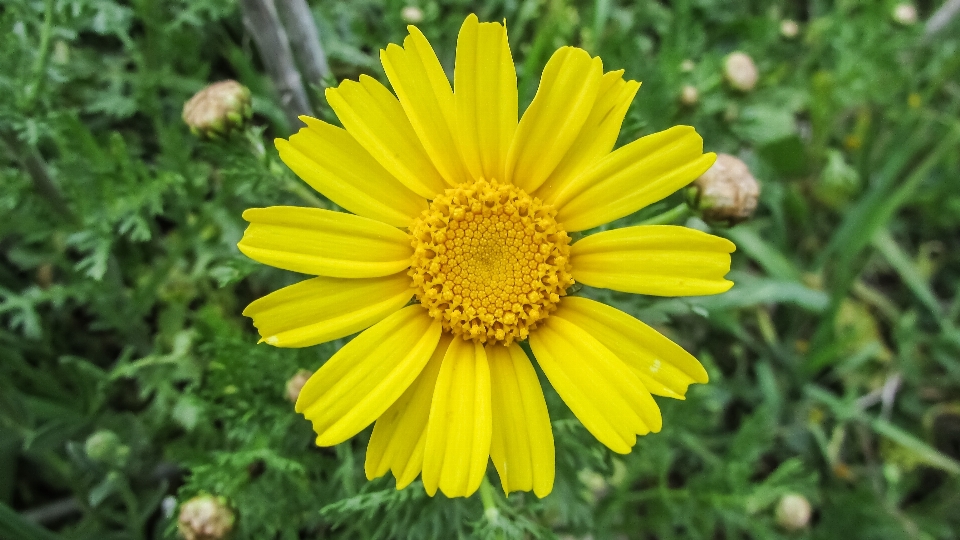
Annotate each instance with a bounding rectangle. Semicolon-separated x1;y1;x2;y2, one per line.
238;14;734;499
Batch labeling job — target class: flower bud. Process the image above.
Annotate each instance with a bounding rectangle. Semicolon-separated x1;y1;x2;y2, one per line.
780;19;800;39
401;6;424;24
178;494;236;540
686;154;760;225
182;80;252;139
680;85;699;106
724;52;758;92
814;149;860;209
775;493;812;531
892;3;918;25
84;430;130;468
680;59;696;73
285;369;313;403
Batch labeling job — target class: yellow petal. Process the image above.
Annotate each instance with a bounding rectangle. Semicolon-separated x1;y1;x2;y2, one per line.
422;337;492;498
326;75;446;198
454;14;517;183
488;343;555;498
551;126;716;231
570;225;735;296
238;207;412;278
365;335;451;489
276;117;427;227
552;297;708;399
506;47;603;193
381;27;469;185
242;273;413;348
529;314;661;454
296;305;441;446
534;71;640;203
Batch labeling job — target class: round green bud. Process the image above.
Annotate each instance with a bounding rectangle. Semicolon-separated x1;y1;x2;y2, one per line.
814;149;860;209
84;430;130;467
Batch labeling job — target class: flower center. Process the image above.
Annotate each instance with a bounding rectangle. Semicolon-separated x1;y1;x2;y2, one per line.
409;179;574;345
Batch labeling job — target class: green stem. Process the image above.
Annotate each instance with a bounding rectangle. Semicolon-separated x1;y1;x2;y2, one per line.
116;475;146;540
479;476;497;513
23;0;54;111
478;476;503;539
637;203;690;225
281;172;328;208
244;127;326;208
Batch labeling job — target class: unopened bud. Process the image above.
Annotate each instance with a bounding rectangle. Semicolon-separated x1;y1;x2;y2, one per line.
687;154;760;225
182;81;252;139
724;52;758;92
814;149;860;209
775;493;812;531
84;430;130;468
286;369;312;403
178;494;236;540
401;6;424;24
680;59;696;73
892;3;918;25
680;85;699;106
780;20;800;39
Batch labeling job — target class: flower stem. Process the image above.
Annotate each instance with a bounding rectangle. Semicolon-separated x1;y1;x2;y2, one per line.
637;203;690;226
479;475;497;514
244;127;327;209
478;476;504;539
23;0;54;111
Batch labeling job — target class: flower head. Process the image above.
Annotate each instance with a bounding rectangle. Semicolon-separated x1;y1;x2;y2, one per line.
239;14;734;498
775;493;813;531
724;52;759;92
177;494;235;540
401;6;424;24
687;153;760;225
285;369;312;402
182;80;252;139
680;84;699;106
892;3;918;25
780;19;800;39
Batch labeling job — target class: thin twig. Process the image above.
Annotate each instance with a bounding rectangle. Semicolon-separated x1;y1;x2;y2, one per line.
239;0;312;129
275;0;331;87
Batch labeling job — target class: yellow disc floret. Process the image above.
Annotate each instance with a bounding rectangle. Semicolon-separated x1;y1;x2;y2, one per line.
409;179;574;345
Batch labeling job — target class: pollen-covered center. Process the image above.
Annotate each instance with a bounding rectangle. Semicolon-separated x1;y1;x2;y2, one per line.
409;179;574;345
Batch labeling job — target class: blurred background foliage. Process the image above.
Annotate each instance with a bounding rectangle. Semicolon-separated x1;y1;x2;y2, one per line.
2;0;960;538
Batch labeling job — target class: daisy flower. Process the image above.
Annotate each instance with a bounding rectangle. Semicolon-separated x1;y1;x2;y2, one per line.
238;14;734;498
